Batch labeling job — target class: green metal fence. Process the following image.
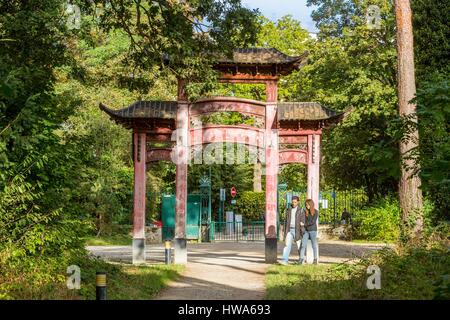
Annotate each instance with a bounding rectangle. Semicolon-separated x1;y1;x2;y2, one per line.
318;190;368;224
279;189;368;225
161;189;368;243
210;221;265;241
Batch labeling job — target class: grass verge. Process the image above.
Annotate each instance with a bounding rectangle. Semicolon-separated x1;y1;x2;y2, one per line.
0;249;183;300
84;224;132;246
351;239;394;245
84;234;131;246
266;243;449;300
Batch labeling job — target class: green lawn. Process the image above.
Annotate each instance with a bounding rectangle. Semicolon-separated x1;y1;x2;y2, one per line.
78;263;184;300
76;250;184;300
351;239;394;245
80;227;181;299
265;244;450;300
0;249;183;300
265;263;357;300
83;224;133;246
84;234;132;246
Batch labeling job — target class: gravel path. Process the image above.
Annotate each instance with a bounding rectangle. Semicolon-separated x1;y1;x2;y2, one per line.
87;240;389;300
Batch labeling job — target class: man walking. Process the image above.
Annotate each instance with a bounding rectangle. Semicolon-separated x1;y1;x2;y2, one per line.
280;196;305;265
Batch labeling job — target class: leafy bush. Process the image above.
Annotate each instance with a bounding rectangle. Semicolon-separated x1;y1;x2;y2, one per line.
0;247;183;300
433;274;450;300
236;191;265;221
414;73;450;221
352;197;401;242
0;248;84;300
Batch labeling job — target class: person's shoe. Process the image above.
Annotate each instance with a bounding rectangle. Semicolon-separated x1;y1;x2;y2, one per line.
298;259;305;265
313;259;318;265
279;260;288;265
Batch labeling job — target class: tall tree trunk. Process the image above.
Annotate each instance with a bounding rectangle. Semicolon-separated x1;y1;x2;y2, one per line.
395;0;423;237
253;162;262;192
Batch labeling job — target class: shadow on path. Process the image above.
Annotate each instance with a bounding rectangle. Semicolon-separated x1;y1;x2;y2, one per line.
86;240;389;299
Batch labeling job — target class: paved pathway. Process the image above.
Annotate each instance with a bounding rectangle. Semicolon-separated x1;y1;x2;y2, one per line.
87;240;388;300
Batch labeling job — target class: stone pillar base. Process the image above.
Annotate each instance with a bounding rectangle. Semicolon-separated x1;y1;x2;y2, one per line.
265;237;278;263
132;238;146;264
174;238;187;264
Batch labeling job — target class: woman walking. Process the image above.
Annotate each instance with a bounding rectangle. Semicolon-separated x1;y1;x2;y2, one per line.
279;196;305;265
299;199;319;265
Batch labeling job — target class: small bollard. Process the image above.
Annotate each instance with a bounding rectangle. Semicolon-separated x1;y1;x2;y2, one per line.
96;272;107;300
165;240;172;264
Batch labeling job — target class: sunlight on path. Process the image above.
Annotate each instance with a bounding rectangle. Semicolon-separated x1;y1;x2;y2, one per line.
87;240;388;300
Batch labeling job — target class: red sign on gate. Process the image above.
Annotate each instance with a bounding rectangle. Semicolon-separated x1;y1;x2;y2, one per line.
230;186;237;198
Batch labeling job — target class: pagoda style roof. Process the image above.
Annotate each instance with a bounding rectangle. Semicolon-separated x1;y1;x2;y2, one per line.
278;102;344;121
99;101;177;129
214;48;308;76
163;48;308;77
100;101;177;119
216;48;306;65
100;99;345;128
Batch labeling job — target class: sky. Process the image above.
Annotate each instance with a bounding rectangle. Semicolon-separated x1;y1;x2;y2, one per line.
241;0;318;33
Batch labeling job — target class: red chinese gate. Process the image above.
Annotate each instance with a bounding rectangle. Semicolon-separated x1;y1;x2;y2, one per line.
100;48;344;264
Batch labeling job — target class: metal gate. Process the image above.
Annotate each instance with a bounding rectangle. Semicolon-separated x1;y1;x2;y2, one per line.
210;221;265;241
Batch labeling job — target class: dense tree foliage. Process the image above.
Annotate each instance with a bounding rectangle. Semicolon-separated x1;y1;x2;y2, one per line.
0;0;261;257
236;191;265;221
303;0;449;220
57;27;176;230
76;0;260;98
409;0;450;221
412;74;450;221
301;0;400;201
411;0;450;80
0;0;91;256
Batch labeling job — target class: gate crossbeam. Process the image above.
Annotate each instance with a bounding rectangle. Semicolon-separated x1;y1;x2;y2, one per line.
99;48;348;264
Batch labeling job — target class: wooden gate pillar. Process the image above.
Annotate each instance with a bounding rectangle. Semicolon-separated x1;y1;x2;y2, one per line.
306;133;321;261
307;134;321;213
174;80;189;264
265;80;278;263
132;130;147;264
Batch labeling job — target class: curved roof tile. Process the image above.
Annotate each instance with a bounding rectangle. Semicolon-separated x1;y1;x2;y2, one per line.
99;100;345;125
100;101;177;119
216;48;307;65
278;102;343;121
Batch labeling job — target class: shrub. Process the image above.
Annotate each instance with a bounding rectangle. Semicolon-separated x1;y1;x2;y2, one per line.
414;73;450;221
347;242;450;299
0;247;90;300
352;197;401;242
0;247;183;300
236;191;265;221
